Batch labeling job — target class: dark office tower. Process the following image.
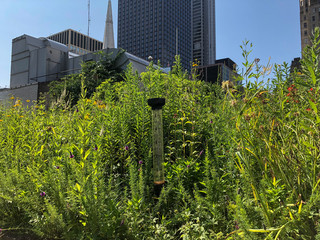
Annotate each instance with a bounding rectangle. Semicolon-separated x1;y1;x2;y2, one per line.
192;0;216;66
118;0;192;70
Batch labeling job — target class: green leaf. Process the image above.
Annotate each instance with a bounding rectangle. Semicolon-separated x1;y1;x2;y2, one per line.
307;65;317;85
309;99;317;114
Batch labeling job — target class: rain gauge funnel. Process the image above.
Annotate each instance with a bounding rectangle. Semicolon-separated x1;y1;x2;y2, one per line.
148;98;166;189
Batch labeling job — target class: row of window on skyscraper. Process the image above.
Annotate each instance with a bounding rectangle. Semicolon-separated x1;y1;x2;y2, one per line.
48;30;103;54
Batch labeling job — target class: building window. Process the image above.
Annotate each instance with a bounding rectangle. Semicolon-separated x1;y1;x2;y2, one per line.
312;16;315;21
304;22;307;28
304;30;308;36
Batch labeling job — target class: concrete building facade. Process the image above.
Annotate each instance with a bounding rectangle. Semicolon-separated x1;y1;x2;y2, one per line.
300;0;320;51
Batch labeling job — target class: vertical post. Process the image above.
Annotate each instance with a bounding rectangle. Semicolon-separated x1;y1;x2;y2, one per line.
176;27;179;56
148;98;166;195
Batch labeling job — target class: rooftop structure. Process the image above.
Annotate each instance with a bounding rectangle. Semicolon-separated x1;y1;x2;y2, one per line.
48;29;103;55
1;34;159;103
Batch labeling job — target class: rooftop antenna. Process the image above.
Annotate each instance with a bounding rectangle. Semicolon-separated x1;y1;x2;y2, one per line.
87;0;91;36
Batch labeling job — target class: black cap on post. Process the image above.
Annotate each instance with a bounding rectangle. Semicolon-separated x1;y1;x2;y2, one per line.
148;98;166;110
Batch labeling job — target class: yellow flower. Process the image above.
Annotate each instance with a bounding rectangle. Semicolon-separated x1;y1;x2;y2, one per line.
7;115;11;117
297;72;302;75
192;63;198;67
93;101;97;105
84;114;90;120
0;119;3;122
26;100;30;103
86;99;91;103
19;116;24;118
10;96;14;100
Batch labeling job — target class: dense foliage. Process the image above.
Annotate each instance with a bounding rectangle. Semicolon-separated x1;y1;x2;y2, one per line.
1;31;320;239
49;50;125;106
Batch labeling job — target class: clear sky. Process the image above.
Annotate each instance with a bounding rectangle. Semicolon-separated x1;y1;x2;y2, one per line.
0;0;301;88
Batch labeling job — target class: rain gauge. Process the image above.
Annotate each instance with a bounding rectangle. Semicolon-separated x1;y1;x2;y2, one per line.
148;98;166;189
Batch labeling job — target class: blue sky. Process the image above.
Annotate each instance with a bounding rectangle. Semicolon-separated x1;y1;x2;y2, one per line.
0;0;300;88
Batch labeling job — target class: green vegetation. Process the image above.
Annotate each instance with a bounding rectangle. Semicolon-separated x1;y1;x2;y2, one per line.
1;31;320;239
49;50;125;106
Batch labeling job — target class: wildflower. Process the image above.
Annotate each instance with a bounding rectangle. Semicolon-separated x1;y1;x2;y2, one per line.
120;219;125;226
6;115;11;117
235;221;239;230
310;88;313;91
287;93;291;96
26;100;30;103
124;145;129;151
297;72;302;75
69;152;74;158
187;165;190;168
307;108;311;112
192;62;198;67
10;96;14;100
199;150;204;156
55;166;60;169
94;145;98;151
287;87;293;92
210;119;213;124
138;168;141;172
19;116;24;118
230;100;237;107
0;120;2;122
139;160;143;164
40;192;46;197
76;108;79;113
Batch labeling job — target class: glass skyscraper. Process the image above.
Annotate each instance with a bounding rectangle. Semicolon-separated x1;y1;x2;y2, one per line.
118;0;215;70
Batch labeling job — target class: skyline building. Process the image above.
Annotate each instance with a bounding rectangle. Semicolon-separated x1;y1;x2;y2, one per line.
118;0;193;70
299;0;320;52
192;0;216;66
118;0;216;70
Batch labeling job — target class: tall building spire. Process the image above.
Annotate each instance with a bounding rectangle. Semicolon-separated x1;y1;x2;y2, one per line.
103;0;115;49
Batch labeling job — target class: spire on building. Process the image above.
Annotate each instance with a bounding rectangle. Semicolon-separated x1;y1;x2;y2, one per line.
103;0;115;49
